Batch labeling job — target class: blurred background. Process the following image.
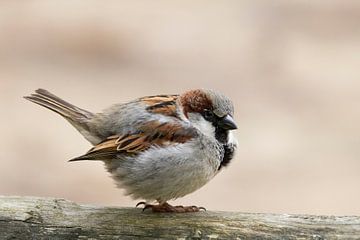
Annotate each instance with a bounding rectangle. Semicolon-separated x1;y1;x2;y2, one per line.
1;0;359;215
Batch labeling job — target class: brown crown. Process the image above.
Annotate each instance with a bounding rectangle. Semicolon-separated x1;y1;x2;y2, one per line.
179;89;213;117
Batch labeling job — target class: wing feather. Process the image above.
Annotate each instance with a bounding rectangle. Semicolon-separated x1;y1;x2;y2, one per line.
69;120;197;161
140;95;179;117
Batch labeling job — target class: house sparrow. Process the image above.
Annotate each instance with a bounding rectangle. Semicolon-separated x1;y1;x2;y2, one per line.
25;88;238;213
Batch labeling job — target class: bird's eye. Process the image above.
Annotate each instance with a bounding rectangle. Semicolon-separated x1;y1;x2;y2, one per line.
203;109;215;121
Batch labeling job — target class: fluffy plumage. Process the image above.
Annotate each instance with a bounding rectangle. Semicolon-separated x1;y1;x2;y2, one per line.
25;88;238;212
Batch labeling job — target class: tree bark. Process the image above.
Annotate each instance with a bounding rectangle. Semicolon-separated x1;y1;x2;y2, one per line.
0;196;359;239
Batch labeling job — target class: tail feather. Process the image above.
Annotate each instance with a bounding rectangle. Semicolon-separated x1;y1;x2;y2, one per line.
24;89;102;145
24;88;93;120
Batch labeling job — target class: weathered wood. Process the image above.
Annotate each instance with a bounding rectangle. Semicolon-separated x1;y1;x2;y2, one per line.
0;196;359;239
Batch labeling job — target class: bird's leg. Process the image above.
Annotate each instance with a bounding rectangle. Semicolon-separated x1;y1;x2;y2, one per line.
136;201;206;213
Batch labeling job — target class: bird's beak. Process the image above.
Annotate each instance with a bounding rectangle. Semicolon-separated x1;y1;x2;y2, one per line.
218;115;237;130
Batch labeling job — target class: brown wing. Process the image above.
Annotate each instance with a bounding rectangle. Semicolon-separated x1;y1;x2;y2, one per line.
69;120;197;161
140;95;179;118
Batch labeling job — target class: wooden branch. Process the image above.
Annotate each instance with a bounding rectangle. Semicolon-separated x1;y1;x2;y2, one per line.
0;196;359;239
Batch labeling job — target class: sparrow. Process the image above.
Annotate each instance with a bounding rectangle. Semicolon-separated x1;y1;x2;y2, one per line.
25;88;238;213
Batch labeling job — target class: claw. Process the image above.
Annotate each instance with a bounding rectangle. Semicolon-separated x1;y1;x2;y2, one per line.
190;205;206;211
135;201;206;213
142;204;153;212
198;206;207;211
136;201;146;208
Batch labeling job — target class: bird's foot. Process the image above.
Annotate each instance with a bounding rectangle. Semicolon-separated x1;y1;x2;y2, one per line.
136;201;206;213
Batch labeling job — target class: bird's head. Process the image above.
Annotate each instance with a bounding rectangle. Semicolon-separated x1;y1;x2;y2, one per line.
178;89;237;143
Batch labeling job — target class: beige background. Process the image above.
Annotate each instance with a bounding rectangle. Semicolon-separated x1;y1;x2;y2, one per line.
1;1;359;215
